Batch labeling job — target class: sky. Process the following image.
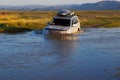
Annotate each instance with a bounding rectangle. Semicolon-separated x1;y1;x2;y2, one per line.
0;0;120;5
0;0;102;5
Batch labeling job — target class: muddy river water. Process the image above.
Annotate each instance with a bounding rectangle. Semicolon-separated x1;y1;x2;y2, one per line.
0;28;120;80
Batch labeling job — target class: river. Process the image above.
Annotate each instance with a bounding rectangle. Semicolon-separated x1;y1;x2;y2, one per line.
0;28;120;80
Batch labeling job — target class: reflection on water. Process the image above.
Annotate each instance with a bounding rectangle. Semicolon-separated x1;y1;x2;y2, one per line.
34;30;82;40
0;28;120;80
44;33;79;40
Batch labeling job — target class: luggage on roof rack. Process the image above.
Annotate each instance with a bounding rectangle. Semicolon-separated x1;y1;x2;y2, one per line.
56;10;75;17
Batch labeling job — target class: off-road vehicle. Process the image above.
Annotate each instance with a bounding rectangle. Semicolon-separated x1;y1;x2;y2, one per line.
44;10;80;34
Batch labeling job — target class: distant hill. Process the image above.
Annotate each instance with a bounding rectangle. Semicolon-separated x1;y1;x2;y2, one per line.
68;1;120;10
0;1;120;10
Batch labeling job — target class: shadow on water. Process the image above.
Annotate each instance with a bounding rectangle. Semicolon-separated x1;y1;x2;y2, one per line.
3;27;32;34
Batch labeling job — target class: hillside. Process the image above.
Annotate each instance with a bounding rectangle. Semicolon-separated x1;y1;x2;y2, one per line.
69;1;120;10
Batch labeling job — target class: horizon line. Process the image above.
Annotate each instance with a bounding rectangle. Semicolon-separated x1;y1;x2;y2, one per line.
0;0;119;6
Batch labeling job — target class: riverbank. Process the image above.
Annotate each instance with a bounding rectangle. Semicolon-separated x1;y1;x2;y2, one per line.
0;10;120;33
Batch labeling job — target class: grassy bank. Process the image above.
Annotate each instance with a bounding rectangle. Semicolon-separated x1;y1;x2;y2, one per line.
0;10;120;33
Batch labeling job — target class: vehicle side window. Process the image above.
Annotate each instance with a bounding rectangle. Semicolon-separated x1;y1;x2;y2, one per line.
72;17;78;24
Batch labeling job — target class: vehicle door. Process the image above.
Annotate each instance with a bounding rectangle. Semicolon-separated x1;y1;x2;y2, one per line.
71;17;80;32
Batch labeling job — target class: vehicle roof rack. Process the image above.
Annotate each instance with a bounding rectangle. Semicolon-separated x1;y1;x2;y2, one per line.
56;10;75;17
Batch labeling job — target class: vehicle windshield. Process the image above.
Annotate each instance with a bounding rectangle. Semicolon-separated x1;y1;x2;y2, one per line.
50;18;70;26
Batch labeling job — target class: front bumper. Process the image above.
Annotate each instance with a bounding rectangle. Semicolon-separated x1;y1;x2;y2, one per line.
43;29;71;35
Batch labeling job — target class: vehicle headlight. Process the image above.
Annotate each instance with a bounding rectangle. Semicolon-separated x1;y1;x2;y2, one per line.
63;27;69;31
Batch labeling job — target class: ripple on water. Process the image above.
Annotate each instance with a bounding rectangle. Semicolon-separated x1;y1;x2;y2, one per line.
0;28;120;80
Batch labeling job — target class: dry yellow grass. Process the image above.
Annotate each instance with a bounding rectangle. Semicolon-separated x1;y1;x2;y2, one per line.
0;10;120;32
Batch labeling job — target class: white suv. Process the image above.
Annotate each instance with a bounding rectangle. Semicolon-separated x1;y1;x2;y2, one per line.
43;10;80;34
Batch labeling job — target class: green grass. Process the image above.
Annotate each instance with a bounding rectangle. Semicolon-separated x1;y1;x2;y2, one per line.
0;10;120;33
